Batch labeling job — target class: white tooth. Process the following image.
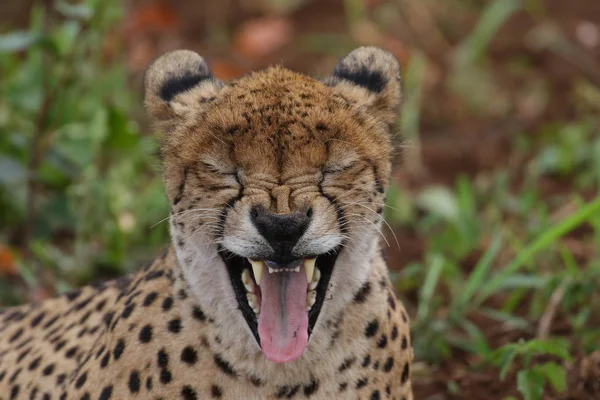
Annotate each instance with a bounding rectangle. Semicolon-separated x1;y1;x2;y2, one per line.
304;258;316;281
268;267;275;274
309;268;321;290
242;269;255;292
306;290;316;309
249;260;263;284
294;266;299;272
247;293;258;308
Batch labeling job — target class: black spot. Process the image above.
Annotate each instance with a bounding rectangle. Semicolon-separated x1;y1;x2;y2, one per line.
192;306;205;321
42;364;55;376
162;297;174;311
10;384;19;400
80;393;90;400
303;377;319;396
159;70;211;102
56;373;66;385
168;319;182;333
157;349;169;368
28;356;42;371
401;363;410;384
387;293;396;310
113;339;125;360
9;328;23;343
146;377;153;390
401;334;408;349
143;292;159;307
249;375;263;387
122;303;135;319
75;371;87;388
99;385;113;400
371;390;381;400
356;378;369;389
365;319;379;337
338;356;356;372
181;347;198;365
377;334;388;348
391;325;399;341
353;282;371;303
181;385;198;400
362;354;371;368
144;270;164;281
339;382;348;392
128;371;140;394
213;354;236;377
99;350;111;368
333;64;387;93
160;368;172;384
65;345;79;358
30;312;46;328
383;357;394;372
211;385;223;398
139;325;153;343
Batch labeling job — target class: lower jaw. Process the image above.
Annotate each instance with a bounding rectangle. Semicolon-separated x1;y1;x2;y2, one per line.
219;248;339;363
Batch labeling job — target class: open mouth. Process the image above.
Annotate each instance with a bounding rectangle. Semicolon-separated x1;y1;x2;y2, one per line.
219;248;340;363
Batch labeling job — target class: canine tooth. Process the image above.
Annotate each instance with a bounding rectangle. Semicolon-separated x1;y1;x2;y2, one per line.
308;268;321;290
241;269;255;292
306;290;316;309
249;260;263;284
304;258;316;282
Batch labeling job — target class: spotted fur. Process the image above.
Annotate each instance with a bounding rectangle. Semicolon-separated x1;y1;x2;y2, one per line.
0;47;413;399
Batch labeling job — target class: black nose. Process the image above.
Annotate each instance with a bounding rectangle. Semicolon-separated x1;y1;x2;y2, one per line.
250;206;311;259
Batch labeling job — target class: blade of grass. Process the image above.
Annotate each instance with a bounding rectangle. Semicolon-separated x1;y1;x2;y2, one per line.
451;232;503;316
476;195;600;305
416;254;444;322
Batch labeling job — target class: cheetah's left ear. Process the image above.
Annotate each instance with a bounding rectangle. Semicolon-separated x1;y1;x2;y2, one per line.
325;46;402;126
144;50;224;129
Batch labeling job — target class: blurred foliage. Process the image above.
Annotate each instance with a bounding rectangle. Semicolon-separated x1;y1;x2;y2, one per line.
0;0;169;303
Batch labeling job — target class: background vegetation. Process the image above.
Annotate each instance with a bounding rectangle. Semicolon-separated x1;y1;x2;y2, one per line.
0;0;598;398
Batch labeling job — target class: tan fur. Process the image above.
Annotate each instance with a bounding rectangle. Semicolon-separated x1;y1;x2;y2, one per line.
0;47;413;399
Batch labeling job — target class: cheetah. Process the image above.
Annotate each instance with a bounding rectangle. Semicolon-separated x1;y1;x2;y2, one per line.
0;47;413;399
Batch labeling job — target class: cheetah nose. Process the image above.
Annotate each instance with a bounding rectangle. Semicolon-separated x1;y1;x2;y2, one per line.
250;205;312;260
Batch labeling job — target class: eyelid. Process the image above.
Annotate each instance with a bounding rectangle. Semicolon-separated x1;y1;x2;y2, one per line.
322;163;354;174
200;161;236;176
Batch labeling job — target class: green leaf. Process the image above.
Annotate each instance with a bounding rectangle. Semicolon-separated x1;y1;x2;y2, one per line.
536;362;567;393
517;369;545;400
0;31;42;54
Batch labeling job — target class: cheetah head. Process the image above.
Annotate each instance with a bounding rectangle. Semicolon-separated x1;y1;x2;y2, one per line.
144;47;401;363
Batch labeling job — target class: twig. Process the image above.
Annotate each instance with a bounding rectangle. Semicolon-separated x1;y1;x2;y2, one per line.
537;280;569;340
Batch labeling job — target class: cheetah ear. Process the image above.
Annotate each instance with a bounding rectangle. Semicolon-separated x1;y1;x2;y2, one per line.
325;46;402;126
144;50;223;126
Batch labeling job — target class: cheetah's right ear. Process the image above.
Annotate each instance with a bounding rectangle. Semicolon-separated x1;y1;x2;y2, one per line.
144;50;223;128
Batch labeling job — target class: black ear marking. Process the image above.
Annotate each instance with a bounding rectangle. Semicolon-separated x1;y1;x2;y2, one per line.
159;71;212;102
332;64;387;93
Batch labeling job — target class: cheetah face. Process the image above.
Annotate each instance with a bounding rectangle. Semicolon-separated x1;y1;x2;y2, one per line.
144;47;402;363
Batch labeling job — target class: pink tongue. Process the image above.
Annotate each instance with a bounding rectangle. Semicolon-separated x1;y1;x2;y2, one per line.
258;268;309;363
